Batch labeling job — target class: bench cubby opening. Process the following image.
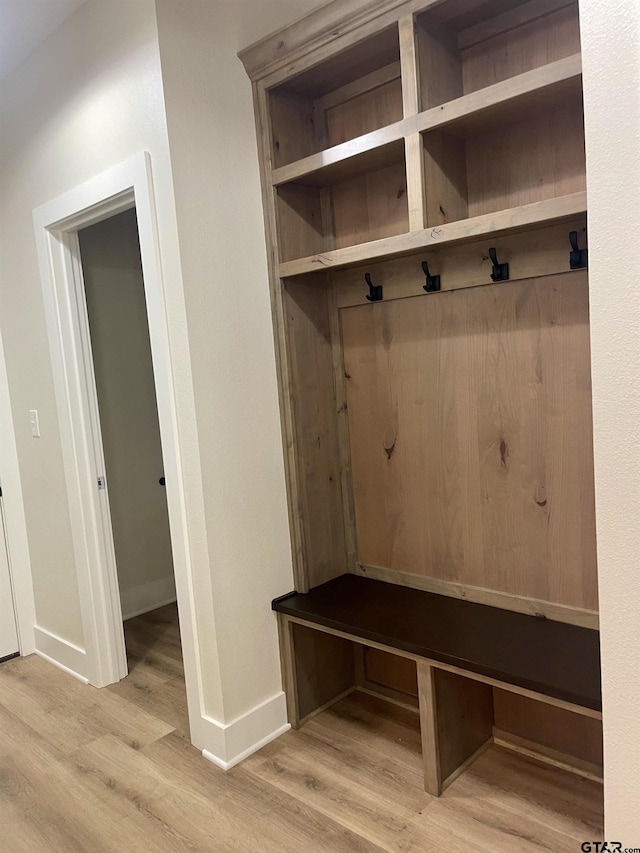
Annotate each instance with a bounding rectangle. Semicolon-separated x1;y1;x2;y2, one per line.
278;609;603;795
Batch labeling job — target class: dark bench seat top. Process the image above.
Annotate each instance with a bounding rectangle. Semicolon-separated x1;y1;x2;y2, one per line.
273;574;601;712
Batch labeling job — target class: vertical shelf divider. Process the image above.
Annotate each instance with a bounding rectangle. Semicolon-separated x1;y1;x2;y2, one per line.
399;15;426;232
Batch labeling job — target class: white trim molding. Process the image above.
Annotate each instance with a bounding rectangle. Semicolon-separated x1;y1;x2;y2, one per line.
201;692;290;770
34;625;88;684
31;153;210;748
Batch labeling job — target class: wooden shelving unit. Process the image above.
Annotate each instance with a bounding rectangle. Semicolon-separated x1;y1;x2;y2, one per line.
241;0;600;810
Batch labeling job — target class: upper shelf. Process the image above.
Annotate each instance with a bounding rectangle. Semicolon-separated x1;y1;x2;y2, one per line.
278;192;587;277
271;55;582;188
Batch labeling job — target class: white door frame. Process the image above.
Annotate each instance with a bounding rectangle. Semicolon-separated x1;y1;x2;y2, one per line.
33;153;195;693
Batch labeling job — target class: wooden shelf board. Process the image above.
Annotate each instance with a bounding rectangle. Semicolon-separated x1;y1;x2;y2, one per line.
416;54;583;139
278;191;587;277
271;55;581;190
272;129;406;188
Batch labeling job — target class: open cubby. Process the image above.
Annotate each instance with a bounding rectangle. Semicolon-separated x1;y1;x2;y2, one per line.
421;86;586;226
268;25;402;169
415;0;581;112
276;157;409;262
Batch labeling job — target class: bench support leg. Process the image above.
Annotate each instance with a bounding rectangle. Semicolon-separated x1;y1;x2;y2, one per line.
417;661;443;795
277;614;301;728
418;661;494;796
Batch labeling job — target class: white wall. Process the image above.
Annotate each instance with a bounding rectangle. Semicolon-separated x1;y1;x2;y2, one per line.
580;0;640;843
79;208;176;620
153;0;347;725
0;0;220;739
0;0;353;766
0;0;176;647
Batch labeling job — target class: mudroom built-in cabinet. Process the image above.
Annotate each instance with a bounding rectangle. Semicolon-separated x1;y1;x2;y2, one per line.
240;0;601;815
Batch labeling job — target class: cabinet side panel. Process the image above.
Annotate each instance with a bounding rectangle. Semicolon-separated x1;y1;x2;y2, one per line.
270;91;316;168
284;279;349;587
341;272;597;609
292;622;356;720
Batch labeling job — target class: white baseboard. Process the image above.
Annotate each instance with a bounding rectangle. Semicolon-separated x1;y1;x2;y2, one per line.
33;625;88;683
197;691;290;770
121;575;177;621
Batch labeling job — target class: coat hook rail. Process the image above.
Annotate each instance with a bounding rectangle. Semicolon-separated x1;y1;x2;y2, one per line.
422;261;441;293
365;272;383;302
489;247;509;282
569;231;588;269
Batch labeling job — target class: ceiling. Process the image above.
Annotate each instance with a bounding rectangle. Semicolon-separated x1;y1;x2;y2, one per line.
0;0;86;81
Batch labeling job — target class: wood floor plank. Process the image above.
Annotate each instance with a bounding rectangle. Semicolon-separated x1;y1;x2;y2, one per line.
0;606;603;852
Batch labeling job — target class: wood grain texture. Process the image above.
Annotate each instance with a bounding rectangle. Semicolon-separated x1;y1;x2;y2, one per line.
353;561;598;628
341;272;597;609
417;661;442;794
254;84;310;591
283;279;348;587
460;3;581;94
423;129;469;226
276;184;324;262
270;90;316;168
363;646;418;696
278;191;587;277
282;609;601;719
0;629;603;851
331;161;410;249
275;575;601;712
465;96;586;217
493;688;603;767
416;16;463;109
434;668;494;783
325;78;403;147
292;622;356;721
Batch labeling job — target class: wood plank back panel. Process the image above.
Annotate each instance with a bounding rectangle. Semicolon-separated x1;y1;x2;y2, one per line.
331;161;409;249
325;78;404;147
493;688;603;767
341;271;597;609
461;4;581;94
465;97;586;217
284;279;349;587
363;647;419;697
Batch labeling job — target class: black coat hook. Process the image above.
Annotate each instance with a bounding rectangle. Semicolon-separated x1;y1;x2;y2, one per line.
365;272;383;302
422;261;441;293
569;231;588;269
489;247;509;282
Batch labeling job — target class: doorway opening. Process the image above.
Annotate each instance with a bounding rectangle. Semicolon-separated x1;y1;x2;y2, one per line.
76;208;188;732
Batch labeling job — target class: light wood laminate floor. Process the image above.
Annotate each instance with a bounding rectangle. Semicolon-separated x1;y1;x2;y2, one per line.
0;604;604;852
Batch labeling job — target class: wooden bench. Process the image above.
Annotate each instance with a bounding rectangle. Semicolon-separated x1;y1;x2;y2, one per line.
273;574;602;795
